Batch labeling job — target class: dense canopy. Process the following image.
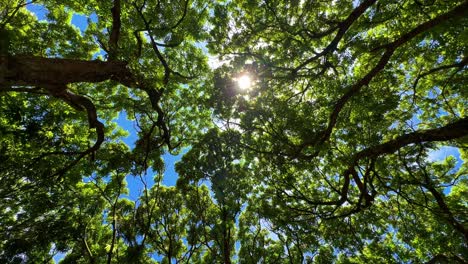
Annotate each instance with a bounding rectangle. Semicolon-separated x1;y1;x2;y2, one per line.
0;0;467;263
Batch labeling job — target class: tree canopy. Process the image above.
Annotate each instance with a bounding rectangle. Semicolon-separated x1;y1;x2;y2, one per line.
0;0;467;263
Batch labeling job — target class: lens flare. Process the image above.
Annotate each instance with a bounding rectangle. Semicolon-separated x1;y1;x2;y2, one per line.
237;74;252;90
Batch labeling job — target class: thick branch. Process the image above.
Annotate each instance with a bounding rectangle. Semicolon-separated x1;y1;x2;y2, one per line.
1;55;137;87
1;52;179;174
425;254;465;264
353;117;468;161
108;0;122;61
48;87;105;175
1;55;136;174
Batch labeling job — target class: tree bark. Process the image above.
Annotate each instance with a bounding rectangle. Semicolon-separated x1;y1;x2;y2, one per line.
1;55;136;87
354;117;468;161
427;186;468;242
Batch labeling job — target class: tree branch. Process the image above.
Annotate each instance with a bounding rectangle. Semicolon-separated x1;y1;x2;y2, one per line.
293;0;378;73
1;55;137;87
298;117;467;217
132;2;171;85
46;86;105;176
413;56;468;90
108;0;122;61
353;117;468;162
314;2;468;150
427;185;468;242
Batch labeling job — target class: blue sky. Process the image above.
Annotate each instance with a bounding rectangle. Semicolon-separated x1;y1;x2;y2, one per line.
115;111;184;198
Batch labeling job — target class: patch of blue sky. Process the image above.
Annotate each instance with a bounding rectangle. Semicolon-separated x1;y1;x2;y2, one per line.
162;150;188;186
115;110;138;148
114;110;184;188
427;86;440;99
151;252;163;262
71;14;87;32
195;41;209;53
404;110;422;129
49;243;68;263
124;174;151;200
428;145;462;177
121;155;181;200
82;172;97;183
71;12;98;32
28;3;98;27
352;0;360;8
92;50;108;60
27;4;48;21
53;251;68;263
428;146;461;164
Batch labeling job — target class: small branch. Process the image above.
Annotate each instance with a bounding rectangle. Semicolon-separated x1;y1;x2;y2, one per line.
427;185;467;242
300;26;339;40
107;173;124;264
172;0;190;30
134;0;189;32
83;226;95;264
133;31;143;58
413;57;468;90
133;2;171;85
293;0;378;73
0;86;47;94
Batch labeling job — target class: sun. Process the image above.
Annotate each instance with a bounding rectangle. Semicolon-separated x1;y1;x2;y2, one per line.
237;74;252;90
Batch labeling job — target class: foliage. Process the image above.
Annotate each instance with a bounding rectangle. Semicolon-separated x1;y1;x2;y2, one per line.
0;0;467;263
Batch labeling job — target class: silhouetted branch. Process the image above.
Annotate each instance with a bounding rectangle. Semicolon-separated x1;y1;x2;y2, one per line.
293;0;378;73
108;0;122;61
413;57;468;90
313;2;468;151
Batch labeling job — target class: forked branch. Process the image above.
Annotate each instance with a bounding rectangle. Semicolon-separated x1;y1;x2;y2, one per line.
309;2;468;153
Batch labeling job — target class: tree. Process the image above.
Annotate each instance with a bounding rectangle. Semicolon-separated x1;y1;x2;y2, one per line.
1;0;467;263
207;0;467;262
177;129;251;263
1;0;211;262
